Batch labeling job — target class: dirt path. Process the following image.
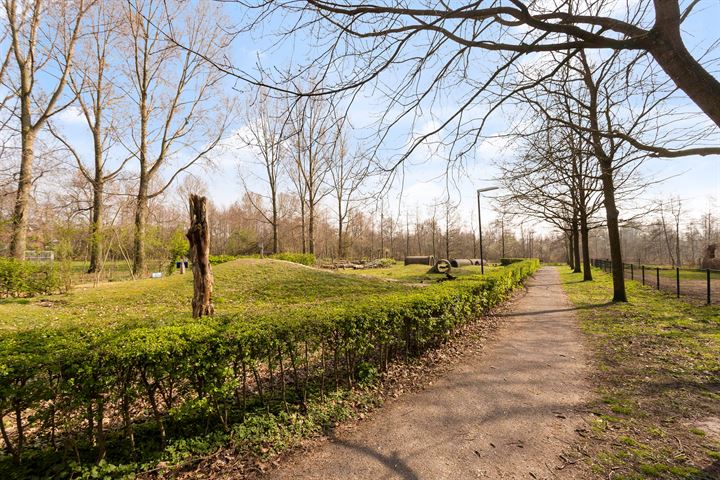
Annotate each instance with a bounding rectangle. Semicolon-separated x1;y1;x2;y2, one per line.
264;267;591;479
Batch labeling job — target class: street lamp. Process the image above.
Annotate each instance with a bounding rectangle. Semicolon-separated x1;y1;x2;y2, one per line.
477;186;499;274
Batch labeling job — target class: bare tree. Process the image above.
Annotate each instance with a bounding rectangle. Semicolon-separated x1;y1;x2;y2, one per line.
287;93;337;255
121;0;232;274
232;0;720;145
4;0;95;258
239;89;288;254
327;133;368;258
49;1;130;273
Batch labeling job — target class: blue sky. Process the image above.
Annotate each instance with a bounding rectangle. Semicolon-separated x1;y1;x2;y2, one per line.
53;1;720;233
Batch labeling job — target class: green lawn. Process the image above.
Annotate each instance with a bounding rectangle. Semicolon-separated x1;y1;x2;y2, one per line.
337;263;498;284
625;265;720;281
561;268;720;479
0;258;414;334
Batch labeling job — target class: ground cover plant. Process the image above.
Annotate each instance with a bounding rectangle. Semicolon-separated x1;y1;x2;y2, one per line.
0;258;538;477
561;268;720;479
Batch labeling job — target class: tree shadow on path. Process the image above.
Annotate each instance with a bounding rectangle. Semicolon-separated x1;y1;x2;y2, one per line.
326;430;419;480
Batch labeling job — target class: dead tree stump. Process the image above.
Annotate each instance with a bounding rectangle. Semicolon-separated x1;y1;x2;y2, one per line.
186;194;214;318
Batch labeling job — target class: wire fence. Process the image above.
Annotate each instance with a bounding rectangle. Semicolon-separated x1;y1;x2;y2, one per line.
591;259;720;305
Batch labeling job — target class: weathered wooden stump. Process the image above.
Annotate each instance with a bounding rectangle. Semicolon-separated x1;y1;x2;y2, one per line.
186;194;214;318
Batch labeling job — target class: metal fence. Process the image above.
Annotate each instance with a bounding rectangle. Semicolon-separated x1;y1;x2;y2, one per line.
591;258;720;305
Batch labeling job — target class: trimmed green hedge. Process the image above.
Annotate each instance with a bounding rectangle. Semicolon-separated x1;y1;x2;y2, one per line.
269;252;316;266
500;257;531;266
208;254;239;265
0;259;538;475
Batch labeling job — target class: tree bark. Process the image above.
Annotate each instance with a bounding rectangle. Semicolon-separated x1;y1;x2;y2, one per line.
649;0;720;129
598;161;627;301
187;194;214;318
9;129;35;259
308;200;315;254
88;179;104;273
133;176;148;276
572;216;581;274
566;233;574;269
579;212;592;281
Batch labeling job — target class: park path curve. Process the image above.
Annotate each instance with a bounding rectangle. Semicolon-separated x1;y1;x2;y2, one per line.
264;267;591;479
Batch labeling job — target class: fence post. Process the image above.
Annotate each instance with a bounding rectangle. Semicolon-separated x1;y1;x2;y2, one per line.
708;269;712;305
630;263;634;280
642;265;645;285
656;267;660;290
676;267;680;298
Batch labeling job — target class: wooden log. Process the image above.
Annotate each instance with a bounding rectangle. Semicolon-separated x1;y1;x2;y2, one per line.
186;194;214;318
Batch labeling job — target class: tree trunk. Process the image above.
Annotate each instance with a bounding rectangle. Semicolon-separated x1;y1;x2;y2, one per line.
187;194;214;318
133;178;148;276
579;213;592;281
300;198;306;253
9;129;35;259
308;200;315;254
566;233;574;269
599;161;627;302
271;189;279;254
572;216;581;274
650;0;720;129
88;179;104;273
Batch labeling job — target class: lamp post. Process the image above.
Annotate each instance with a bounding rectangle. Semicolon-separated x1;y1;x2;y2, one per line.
477;186;499;274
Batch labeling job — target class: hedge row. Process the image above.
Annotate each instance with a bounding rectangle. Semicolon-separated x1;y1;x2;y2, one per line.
0;258;59;298
500;258;526;266
208;253;316;267
269;252;316;266
0;259;538;475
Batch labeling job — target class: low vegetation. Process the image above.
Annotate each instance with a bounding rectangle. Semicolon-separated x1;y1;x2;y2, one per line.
0;258;538;477
0;258;60;298
561;268;720;479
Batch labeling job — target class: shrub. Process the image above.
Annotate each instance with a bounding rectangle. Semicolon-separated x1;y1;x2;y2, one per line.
0;258;59;297
208;254;239;265
500;258;529;266
0;259;539;475
270;252;316;266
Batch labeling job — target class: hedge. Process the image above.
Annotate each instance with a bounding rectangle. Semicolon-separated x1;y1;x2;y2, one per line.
269;252;316;266
0;259;538;475
500;258;526;266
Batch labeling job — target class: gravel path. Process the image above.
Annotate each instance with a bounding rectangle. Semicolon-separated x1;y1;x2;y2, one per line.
264;267;591;479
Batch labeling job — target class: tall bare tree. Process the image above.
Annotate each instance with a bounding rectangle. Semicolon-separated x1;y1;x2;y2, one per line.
4;0;94;258
240;89;288;253
327;133;368;258
122;0;232;274
287;93;337;255
49;1;130;273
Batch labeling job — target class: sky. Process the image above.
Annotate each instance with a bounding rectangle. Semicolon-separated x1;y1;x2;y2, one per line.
53;0;720;235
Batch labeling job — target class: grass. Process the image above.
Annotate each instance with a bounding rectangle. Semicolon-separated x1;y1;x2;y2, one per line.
561;267;720;479
624;265;720;281
0;258;413;334
337;263;498;283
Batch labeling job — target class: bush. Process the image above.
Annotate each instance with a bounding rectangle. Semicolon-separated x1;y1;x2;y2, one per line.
0;259;539;476
270;252;316;266
0;258;58;297
500;258;529;266
208;254;239;265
